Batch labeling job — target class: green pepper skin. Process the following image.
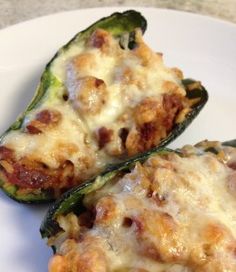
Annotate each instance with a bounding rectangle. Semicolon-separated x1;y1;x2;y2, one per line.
0;185;54;204
0;11;208;203
223;139;236;148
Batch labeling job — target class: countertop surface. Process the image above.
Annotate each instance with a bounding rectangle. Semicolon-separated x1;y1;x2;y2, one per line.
0;0;236;30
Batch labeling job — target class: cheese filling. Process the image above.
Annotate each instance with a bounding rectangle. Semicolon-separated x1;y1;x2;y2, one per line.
49;143;236;272
1;28;188;190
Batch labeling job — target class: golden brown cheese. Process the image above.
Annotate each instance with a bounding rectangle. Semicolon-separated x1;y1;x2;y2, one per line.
49;145;236;271
1;28;188;191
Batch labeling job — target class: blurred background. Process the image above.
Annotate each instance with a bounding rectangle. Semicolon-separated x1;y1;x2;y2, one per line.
0;0;236;29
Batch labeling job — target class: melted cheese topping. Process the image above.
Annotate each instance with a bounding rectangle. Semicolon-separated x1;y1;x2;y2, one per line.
2;28;186;186
50;145;236;271
63;30;185;131
4;104;96;168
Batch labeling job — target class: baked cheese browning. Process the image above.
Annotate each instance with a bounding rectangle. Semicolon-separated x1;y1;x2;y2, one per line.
0;27;190;194
48;144;236;272
26;109;62;134
0;105;100;191
66;28;188;156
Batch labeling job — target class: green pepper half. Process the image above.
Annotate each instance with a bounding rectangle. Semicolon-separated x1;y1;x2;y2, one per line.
0;10;208;203
40;139;236;239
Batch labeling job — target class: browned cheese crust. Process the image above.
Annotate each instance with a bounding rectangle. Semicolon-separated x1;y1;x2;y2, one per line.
0;28;189;194
48;142;236;271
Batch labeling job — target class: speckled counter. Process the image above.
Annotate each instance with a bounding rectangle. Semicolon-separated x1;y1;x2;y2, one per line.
0;0;236;29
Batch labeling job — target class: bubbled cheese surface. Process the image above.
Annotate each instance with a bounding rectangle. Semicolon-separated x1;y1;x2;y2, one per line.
2;29;185;180
51;146;236;272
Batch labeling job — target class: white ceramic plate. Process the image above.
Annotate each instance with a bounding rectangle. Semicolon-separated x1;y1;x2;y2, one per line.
0;7;236;271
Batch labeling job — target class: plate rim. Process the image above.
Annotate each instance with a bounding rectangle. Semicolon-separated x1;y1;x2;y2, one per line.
0;6;236;272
